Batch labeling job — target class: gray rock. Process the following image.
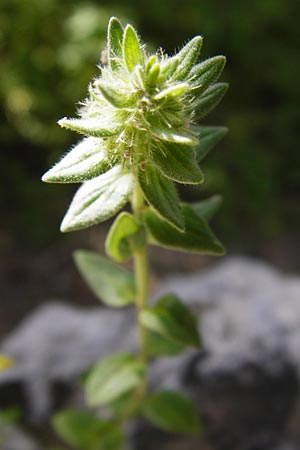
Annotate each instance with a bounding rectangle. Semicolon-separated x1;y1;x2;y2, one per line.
156;256;300;375
0;421;40;450
1;255;300;431
0;303;137;421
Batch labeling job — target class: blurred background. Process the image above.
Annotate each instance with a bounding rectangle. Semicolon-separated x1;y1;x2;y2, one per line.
0;0;300;449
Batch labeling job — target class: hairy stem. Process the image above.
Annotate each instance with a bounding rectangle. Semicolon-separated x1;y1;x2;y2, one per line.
132;179;149;394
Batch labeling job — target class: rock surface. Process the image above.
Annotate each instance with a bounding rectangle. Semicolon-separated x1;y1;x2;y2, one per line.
1;256;300;449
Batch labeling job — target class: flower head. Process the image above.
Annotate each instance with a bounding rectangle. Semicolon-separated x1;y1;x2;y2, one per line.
42;17;228;233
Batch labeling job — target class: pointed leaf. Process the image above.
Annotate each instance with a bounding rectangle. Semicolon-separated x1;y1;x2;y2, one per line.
189;195;223;221
58;117;122;138
143;391;201;434
85;353;145;407
158;56;179;81
154;83;189;101
144;204;225;255
150;120;199;146
123;24;143;72
151;141;203;185
107;17;124;71
60;165;133;232
193;82;228;119
96;80;135;108
105;212;146;262
74;250;135;307
138;165;184;231
53;410;124;450
172;36;203;80
193;126;228;162
140;294;200;348
189;56;226;96
42;138;110;184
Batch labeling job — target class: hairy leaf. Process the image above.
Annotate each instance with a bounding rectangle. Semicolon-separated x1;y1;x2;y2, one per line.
107;17;124;71
58;117;122;138
158;56;179;81
193;126;228;162
60;165;133;232
123;25;143;72
74;250;135;307
96;81;135;108
193;82;228;119
151;141;203;184
150;120;199;146
42;138;110;184
154;83;189;101
138;165;184;231
189;55;226;96
144;204;225;254
172;36;203;80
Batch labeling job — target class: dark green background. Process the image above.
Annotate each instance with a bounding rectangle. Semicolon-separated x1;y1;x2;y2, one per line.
1;0;299;249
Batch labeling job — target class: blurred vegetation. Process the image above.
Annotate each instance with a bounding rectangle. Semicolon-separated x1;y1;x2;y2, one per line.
1;0;299;247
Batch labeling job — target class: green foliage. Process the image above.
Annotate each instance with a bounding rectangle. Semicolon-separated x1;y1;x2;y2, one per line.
140;294;200;348
105;212;145;262
42;16;227;450
53;410;124;450
143;391;200;434
74;250;135;307
84;353;145;407
144;204;225;254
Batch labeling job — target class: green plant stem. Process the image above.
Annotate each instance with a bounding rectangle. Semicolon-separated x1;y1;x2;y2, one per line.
131;180;149;395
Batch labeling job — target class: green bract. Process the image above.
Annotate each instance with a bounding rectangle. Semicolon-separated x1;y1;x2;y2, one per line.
42;16;227;233
44;16;228;448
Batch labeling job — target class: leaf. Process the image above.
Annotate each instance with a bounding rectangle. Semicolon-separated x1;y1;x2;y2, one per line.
138;165;184;231
107;17;124;71
123;24;143;72
172;36;203;80
150;120;199;146
192;126;228;162
189;55;226;96
193;82;228;119
146;62;160;87
74;250;135;307
42;138;110;184
145;331;185;357
60;165;133;232
110;390;142;420
85;353;145;407
189;195;223;221
151;141;203;185
58;117;122;138
53;409;124;450
105;212;146;262
140;294;200;348
158;56;179;81
96;80;135;108
143;391;201;434
154;83;189;101
144;204;225;255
